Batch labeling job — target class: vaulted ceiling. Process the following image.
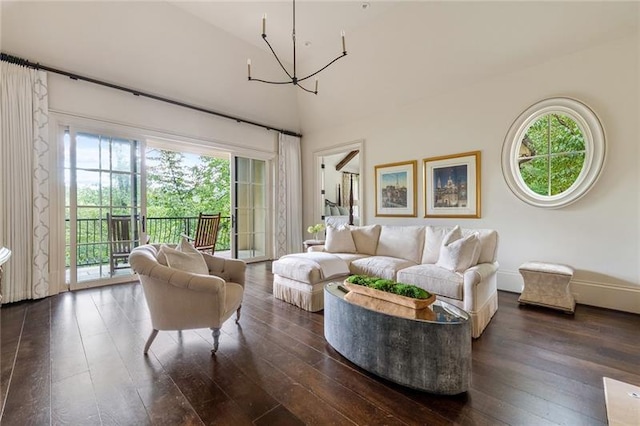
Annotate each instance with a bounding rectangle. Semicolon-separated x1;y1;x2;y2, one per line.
171;1;638;132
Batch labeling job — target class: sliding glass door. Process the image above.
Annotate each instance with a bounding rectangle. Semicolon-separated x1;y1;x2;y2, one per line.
64;127;146;289
232;156;269;262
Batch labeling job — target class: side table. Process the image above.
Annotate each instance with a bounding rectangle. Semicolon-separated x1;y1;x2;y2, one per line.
518;261;575;313
303;239;325;252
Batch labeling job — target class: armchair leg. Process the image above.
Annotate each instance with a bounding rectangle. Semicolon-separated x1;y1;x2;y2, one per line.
236;305;242;324
211;328;221;353
144;329;159;354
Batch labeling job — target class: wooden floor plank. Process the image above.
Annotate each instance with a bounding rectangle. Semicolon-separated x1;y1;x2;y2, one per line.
1;263;639;425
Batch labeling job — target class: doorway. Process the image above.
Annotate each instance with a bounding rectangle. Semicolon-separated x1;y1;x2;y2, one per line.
63;127;146;289
63;125;272;289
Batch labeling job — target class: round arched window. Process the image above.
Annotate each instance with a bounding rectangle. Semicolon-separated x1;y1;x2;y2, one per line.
502;97;606;208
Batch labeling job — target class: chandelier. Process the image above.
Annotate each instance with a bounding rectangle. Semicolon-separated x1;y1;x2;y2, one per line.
247;0;347;95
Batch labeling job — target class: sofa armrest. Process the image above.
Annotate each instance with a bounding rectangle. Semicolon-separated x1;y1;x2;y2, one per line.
461;262;499;311
202;253;246;287
463;262;499;287
308;245;326;253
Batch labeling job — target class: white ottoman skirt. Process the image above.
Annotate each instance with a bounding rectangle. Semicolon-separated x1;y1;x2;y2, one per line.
272;253;350;312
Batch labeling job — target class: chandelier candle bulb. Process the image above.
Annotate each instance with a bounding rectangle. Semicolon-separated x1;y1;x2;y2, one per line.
315;78;318;93
341;30;346;52
247;59;251;79
262;13;267;35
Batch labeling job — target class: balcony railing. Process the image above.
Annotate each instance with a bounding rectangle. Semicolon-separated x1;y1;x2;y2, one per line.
67;215;231;267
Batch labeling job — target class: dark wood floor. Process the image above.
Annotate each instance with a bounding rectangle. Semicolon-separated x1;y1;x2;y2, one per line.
1;262;639;425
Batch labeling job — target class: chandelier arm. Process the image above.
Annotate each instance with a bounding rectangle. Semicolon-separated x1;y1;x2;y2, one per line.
297;52;347;83
262;36;294;80
296;82;317;94
249;77;295;85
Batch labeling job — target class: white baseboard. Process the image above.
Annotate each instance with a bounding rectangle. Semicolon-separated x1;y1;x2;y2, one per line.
497;270;640;315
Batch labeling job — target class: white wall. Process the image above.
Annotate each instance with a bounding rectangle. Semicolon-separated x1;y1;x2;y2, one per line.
301;35;640;313
1;1;301;149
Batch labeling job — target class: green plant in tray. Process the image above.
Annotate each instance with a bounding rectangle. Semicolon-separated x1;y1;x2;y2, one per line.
345;275;431;299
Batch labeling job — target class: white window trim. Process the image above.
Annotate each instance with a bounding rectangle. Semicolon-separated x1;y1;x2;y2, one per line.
501;97;606;208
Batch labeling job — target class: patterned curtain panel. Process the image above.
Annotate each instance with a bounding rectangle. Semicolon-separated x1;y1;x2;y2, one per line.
276;133;302;257
0;62;50;303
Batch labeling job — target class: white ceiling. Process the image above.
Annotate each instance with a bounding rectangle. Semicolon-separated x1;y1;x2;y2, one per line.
169;1;638;132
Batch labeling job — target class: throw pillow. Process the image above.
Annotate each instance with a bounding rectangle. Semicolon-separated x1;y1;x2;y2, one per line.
348;224;381;255
162;246;210;275
156;244;170;266
177;235;201;254
436;226;481;273
325;226;357;253
158;237;209;275
422;226;450;264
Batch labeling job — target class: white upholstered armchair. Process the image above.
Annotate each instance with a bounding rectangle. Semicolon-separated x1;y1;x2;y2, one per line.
129;244;245;354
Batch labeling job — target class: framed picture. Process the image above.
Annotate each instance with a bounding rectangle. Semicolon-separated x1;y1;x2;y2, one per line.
375;160;417;217
424;151;481;218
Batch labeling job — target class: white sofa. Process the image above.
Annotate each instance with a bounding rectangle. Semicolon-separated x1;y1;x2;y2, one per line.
272;224;499;338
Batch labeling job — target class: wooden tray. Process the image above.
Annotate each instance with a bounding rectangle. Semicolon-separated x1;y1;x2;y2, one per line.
343;281;436;310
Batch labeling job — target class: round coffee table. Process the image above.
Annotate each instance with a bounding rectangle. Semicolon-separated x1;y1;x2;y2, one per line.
324;282;471;395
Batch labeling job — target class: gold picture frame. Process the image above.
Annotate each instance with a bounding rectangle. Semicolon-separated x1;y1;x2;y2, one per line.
424;151;481;218
375;160;417;217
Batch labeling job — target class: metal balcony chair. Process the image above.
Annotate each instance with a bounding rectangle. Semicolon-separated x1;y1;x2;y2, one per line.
184;212;221;254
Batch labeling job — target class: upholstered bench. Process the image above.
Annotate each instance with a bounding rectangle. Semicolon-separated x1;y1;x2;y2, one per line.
518;261;575;313
272;252;350;312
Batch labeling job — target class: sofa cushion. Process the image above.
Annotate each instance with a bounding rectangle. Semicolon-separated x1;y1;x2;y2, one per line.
376;226;425;263
272;253;350;284
325;226;357;253
397;264;464;300
436;226;481;273
348;224;381;255
421;226;450;264
331;253;370;265
350;256;418;280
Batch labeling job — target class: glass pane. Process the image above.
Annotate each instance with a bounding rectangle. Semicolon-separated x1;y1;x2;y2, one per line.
549;114;585;154
252;160;265;184
236;233;251;253
76;132;101;169
253;232;266;257
65;206;71;249
519;157;549;196
100;172;110;206
521;116;550;158
252;184;265;208
64;131;71;169
236;208;252;234
64;169;71;206
236;183;250;208
236;157;250;182
76;208;106;246
100;136;110;171
135;174;141;208
112;172;132;208
550;153;585;195
76;170;102;206
112;138;132;172
254;209;266;233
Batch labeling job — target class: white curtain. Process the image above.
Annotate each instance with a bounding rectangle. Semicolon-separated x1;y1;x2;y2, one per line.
0;62;51;303
276;133;303;257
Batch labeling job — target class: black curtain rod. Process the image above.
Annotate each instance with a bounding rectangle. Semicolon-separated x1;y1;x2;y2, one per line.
1;52;303;138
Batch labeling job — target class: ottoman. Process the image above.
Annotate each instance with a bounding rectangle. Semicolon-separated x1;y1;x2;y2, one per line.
518;261;575;313
272;252;350;311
